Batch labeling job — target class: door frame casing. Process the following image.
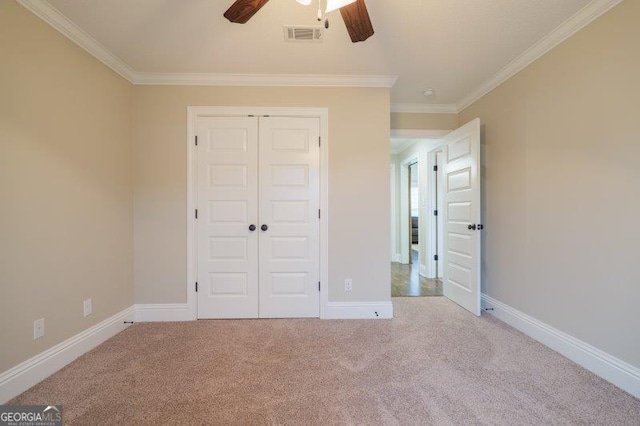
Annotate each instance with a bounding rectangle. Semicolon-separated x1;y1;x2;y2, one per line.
426;147;444;278
398;154;418;265
389;163;398;262
187;106;329;320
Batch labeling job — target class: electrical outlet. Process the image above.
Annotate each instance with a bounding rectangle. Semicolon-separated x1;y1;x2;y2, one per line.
33;318;44;340
344;279;353;292
83;299;92;317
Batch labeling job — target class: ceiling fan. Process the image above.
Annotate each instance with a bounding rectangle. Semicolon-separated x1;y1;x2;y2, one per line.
224;0;374;43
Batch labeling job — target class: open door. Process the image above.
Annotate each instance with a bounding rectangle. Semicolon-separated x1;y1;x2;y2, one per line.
442;118;482;316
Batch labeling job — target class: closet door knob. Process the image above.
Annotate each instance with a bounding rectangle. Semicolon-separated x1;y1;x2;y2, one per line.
261;224;268;232
468;224;477;231
249;224;256;232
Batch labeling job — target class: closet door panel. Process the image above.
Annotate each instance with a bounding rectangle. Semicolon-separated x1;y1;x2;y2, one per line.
258;117;320;318
196;117;259;319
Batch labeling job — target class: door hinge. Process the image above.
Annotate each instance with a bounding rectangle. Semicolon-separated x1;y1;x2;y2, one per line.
195;282;198;292
318;209;321;219
433;165;438;172
433;210;438;216
434;254;439;261
195;209;198;219
318;282;321;291
195;136;198;146
319;136;321;147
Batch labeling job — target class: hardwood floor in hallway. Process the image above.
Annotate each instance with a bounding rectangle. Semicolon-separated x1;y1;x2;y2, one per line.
391;249;443;297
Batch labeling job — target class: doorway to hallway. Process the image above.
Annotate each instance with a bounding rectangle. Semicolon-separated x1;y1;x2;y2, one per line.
390;137;444;297
389;119;482;315
391;248;442;296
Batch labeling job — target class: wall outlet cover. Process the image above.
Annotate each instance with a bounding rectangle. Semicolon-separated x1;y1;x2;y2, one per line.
83;299;92;317
344;279;353;292
33;318;44;340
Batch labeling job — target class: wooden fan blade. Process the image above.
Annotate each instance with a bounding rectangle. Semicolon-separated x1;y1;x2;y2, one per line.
339;0;374;43
224;0;270;24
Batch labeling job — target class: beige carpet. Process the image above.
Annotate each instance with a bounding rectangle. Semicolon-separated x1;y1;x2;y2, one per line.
10;298;640;425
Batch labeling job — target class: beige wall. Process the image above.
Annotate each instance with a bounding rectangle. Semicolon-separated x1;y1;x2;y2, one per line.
0;1;133;372
132;86;391;305
391;112;457;130
4;0;637;381
460;0;640;367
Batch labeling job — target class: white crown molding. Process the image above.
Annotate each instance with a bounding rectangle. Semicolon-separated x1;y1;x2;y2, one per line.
133;73;398;88
17;1;397;89
19;0;622;106
0;306;134;403
456;0;624;112
16;0;135;82
391;103;458;114
482;294;640;399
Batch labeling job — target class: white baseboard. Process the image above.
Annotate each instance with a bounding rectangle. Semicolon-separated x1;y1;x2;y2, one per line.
419;264;427;277
391;253;401;263
482;294;640;399
136;302;394;321
134;303;192;322
323;301;393;319
0;306;134;404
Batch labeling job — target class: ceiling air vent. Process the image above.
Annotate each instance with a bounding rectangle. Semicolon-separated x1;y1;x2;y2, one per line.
283;26;323;43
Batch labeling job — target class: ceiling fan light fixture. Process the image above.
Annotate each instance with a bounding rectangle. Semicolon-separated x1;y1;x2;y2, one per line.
325;0;357;13
296;0;313;5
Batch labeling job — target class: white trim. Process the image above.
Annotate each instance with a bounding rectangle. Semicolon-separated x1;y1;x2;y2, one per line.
398;154;417;265
16;1;397;89
134;304;192;322
391;129;450;140
425;146;444;278
482;294;640;399
135;73;398;88
324;302;393;319
392;253;401;263
19;0;622;108
436;151;444;277
457;0;624;111
391;103;458;114
16;0;135;82
187;106;329;320
0;306;134;404
390;163;397;262
426;150;438;278
319;111;330;320
186;109;199;321
419;264;427;278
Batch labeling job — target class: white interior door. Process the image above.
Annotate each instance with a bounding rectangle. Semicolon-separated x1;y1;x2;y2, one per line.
196;115;320;319
258;117;320;318
442;118;482;316
196;117;259;318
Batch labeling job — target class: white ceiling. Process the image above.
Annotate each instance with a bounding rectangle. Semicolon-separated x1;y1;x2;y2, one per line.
43;0;592;105
390;139;415;155
391;138;443;155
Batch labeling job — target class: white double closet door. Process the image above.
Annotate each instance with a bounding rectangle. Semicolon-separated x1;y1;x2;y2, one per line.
196;115;320;319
